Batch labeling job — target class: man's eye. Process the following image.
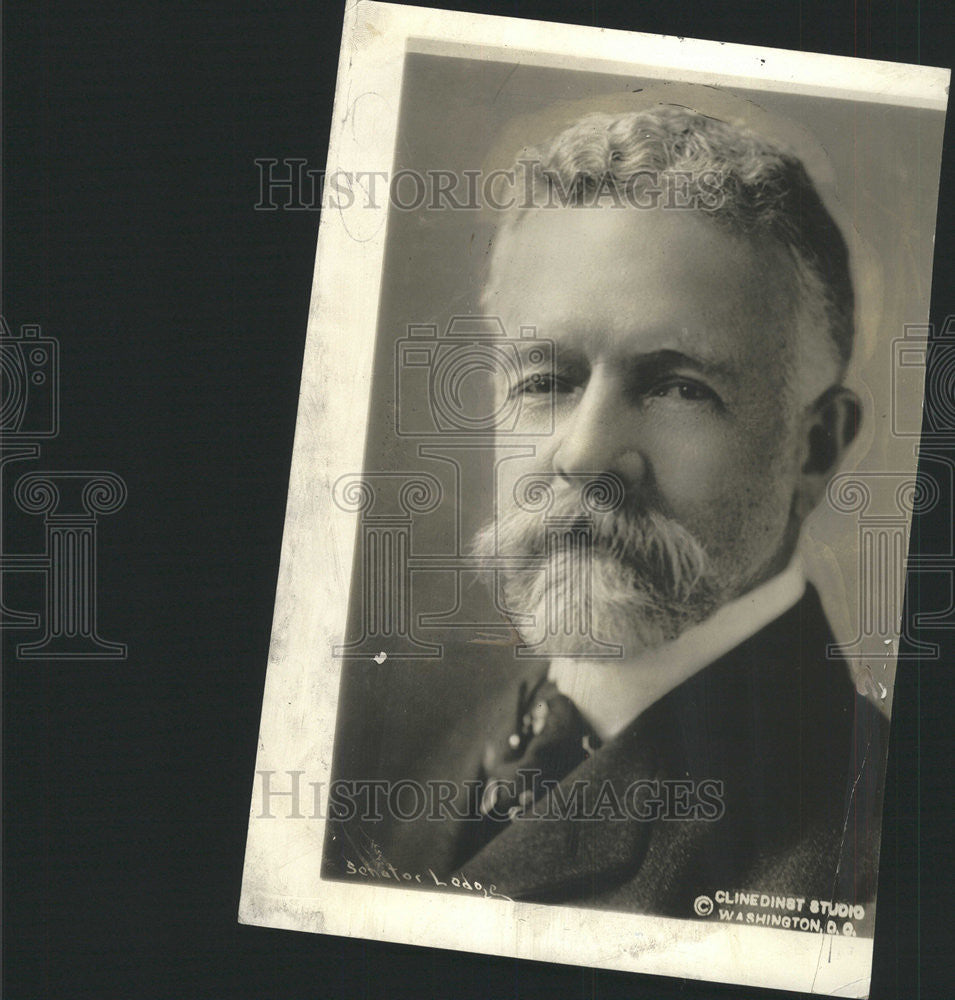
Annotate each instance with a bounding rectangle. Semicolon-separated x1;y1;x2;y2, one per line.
512;373;571;396
650;379;715;402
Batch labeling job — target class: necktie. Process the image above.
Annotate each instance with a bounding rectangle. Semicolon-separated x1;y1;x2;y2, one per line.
478;673;601;823
447;673;604;870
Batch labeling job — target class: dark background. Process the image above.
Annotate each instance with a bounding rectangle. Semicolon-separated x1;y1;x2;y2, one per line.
3;2;953;998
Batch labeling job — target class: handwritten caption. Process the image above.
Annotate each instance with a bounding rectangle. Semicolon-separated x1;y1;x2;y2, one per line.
344;858;512;901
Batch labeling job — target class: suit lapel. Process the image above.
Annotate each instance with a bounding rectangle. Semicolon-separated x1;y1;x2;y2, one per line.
454;586;854;901
458;703;666;900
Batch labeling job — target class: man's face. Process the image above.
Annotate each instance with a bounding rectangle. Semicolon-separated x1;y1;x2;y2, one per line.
479;205;812;654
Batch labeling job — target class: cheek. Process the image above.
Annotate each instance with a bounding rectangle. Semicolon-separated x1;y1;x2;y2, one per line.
647;419;799;547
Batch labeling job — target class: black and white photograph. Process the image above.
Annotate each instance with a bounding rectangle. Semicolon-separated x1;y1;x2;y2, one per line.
238;4;947;995
5;2;955;999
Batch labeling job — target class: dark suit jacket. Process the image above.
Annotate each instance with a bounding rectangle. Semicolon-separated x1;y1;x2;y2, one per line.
323;586;887;927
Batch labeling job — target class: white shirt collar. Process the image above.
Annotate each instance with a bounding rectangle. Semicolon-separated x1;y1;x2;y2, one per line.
547;558;806;742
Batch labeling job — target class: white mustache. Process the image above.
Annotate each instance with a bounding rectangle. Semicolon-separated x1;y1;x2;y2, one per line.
472;489;711;606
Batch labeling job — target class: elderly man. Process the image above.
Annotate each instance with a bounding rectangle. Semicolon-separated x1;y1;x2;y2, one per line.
325;105;886;924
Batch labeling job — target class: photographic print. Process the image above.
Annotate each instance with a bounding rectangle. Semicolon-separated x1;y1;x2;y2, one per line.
239;3;949;995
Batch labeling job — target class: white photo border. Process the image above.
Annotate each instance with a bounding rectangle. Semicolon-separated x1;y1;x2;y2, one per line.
239;3;949;996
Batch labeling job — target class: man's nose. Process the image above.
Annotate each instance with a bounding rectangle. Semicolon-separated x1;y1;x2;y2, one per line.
551;371;646;486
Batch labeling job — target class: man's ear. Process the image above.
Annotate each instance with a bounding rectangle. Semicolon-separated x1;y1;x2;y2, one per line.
794;386;862;520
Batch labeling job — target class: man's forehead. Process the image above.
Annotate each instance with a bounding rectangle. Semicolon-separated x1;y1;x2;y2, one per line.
487;206;795;363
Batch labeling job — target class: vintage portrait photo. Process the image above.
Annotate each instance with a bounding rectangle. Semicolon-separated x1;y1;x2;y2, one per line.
240;3;949;995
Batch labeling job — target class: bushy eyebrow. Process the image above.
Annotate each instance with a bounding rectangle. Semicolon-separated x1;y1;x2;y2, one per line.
623;349;737;383
516;343;737;384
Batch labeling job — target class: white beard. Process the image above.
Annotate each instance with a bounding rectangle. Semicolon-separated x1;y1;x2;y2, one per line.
472;495;729;658
507;558;658;656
